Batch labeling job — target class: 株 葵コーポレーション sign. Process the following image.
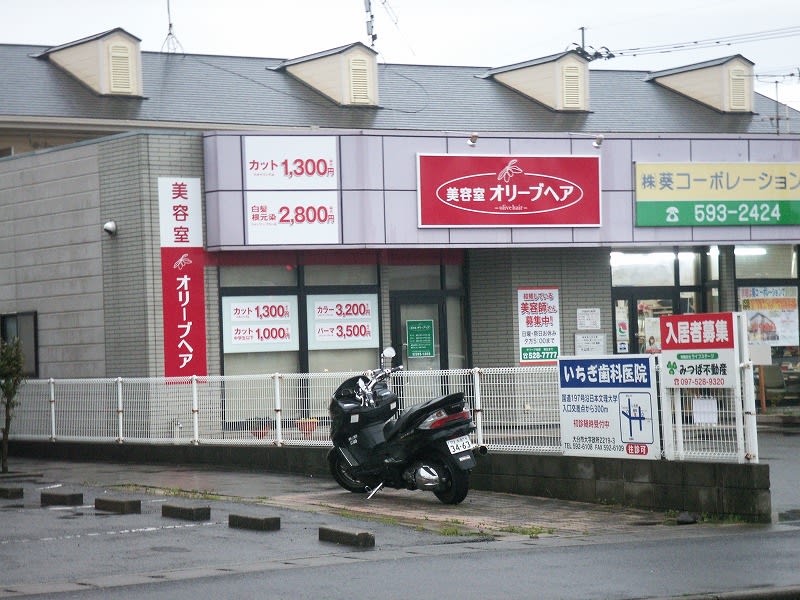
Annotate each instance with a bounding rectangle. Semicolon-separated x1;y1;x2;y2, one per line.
418;154;600;227
635;162;800;226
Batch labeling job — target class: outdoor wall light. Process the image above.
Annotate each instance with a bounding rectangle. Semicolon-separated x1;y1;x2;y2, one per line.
568;132;604;148
103;220;117;236
467;133;479;146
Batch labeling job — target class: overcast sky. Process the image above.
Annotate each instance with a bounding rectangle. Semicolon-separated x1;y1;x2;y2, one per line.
2;0;799;110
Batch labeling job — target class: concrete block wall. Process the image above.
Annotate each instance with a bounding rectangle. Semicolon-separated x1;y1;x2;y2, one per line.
471;452;771;522
0;142;106;378
98;132;217;377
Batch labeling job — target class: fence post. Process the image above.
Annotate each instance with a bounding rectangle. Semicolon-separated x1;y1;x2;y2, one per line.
273;373;283;446
191;375;200;444
471;367;484;446
736;312;759;463
116;377;124;443
657;360;675;460
48;378;56;441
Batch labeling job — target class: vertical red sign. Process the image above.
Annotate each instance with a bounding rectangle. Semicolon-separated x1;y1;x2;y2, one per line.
158;178;207;377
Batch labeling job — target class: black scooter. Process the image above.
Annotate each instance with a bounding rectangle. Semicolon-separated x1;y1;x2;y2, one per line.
327;348;485;504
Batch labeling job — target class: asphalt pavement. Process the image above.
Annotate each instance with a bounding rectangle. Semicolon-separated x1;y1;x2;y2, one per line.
1;420;799;599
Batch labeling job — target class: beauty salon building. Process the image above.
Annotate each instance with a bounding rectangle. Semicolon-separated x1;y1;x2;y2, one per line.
1;31;800;395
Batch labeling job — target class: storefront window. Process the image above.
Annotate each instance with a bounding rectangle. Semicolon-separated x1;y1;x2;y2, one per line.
386;265;440;289
445;264;463;289
304;264;377;286
706;248;720;281
220;265;297;287
735;245;796;279
731;245;800;407
610;252;674;286
678;252;700;286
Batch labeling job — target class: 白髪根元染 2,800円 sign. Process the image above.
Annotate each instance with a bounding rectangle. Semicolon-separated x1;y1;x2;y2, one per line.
635;163;800;226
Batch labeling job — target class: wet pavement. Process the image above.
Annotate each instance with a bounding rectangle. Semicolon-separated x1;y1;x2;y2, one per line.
0;456;759;542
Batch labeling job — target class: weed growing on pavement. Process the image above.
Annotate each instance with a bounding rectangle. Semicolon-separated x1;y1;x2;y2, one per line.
498;524;553;538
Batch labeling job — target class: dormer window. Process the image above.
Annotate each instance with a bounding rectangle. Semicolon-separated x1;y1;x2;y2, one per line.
349;57;370;104
646;55;753;113
273;42;379;107
562;65;582;109
109;45;133;94
480;50;590;112
729;68;747;111
34;28;143;97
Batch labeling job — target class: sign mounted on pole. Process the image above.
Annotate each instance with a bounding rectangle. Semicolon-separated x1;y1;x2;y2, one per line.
659;312;736;389
559;355;661;459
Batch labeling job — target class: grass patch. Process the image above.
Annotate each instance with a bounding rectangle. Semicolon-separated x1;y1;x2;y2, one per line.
498;524;553;538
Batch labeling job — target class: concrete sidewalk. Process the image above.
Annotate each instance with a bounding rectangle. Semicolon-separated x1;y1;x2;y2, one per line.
0;456;765;541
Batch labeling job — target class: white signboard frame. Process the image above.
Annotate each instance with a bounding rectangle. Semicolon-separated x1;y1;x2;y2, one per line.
244;136;338;190
559;355;661;460
245;190;340;245
222;295;299;353
306;293;379;350
518;287;560;364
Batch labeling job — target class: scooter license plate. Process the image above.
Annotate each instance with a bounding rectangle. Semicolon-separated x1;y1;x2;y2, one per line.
447;435;472;454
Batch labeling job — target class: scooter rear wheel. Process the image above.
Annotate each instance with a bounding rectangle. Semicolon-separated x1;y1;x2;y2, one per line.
431;454;470;505
328;450;369;494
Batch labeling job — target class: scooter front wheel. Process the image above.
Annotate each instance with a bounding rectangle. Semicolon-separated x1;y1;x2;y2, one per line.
328;450;369;494
431;453;470;505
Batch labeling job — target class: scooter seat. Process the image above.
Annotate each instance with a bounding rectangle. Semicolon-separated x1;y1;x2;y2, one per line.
383;392;464;441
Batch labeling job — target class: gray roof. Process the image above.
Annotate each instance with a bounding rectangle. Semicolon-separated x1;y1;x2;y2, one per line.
273;41;376;70
478;50;584;78
646;54;754;81
1;41;797;135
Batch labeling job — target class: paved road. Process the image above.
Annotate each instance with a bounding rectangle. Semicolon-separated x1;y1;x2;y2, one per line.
1;426;798;598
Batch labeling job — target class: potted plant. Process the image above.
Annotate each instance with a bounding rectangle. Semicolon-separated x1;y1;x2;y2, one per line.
296;417;318;438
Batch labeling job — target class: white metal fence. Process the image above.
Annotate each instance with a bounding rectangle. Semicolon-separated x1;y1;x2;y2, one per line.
9;364;757;463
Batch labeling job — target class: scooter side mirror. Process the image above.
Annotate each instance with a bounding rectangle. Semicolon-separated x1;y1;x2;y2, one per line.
380;347;396;371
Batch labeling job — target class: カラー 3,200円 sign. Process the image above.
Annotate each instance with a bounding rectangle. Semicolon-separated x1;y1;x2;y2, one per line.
417;154;601;227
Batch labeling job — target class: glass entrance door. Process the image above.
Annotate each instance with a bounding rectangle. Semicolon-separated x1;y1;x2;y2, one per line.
389;291;466;370
398;302;441;369
613;291;678;354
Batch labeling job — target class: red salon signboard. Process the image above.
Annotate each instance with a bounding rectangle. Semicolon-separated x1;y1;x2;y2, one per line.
417;154;601;227
159;177;208;377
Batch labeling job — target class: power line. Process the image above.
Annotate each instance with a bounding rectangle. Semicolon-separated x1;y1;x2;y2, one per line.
611;26;800;57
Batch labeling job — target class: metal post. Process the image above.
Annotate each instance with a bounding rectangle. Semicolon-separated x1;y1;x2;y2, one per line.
471;367;484;446
658;364;676;461
737;312;759;463
116;377;124;443
191;375;199;444
273;373;283;446
48;378;56;441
